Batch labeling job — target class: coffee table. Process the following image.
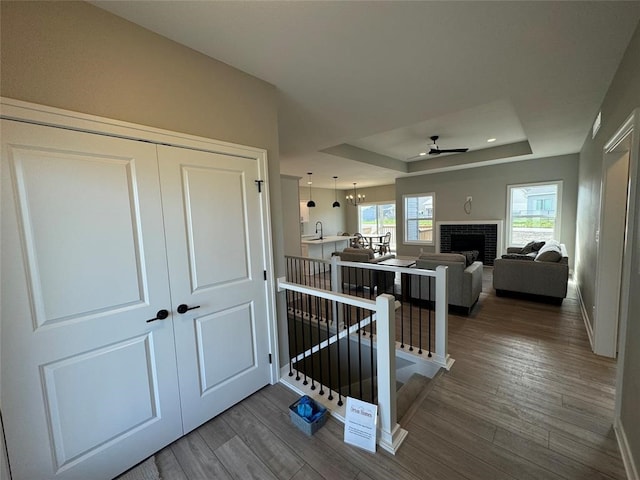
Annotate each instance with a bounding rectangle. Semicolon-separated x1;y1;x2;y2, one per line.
378;258;416;268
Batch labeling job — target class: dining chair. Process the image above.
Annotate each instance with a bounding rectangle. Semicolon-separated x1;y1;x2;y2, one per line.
351;232;365;248
374;231;392;255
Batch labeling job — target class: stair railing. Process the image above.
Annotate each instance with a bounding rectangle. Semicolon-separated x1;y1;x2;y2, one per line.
279;255;449;454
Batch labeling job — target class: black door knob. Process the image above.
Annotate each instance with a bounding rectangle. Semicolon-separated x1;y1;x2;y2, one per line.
146;309;169;323
177;304;201;314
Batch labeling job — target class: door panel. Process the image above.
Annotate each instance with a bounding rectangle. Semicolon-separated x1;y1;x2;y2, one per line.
158;146;270;433
1;121;182;479
197;302;256;392
41;334;160;468
181;165;249;289
10;146;146;327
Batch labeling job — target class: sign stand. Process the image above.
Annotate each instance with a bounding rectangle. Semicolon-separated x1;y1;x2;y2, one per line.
343;397;378;453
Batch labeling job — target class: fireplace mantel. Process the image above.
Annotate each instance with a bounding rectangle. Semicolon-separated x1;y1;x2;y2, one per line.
436;220;504;265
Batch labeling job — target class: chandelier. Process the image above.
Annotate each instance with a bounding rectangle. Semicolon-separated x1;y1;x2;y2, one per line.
346;183;365;205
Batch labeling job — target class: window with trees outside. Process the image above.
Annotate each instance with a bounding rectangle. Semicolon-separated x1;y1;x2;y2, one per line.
358;203;396;252
403;193;435;244
507;181;562;246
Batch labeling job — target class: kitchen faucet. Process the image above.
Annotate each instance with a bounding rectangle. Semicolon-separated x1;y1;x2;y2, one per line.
315;221;323;239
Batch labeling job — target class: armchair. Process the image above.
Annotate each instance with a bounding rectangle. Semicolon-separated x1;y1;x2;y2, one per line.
410;253;483;315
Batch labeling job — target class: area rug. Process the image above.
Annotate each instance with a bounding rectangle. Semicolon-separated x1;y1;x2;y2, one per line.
115;456;160;480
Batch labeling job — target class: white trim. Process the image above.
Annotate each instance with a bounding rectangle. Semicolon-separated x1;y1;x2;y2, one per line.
0;97;264;159
506;180;563;247
610;109;640;423
435;220;503;258
615;416;640;480
403;192;435;245
575;282;595;350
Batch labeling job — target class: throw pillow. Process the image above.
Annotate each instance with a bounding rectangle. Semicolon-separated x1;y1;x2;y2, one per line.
520;240;546;254
501;253;535;261
535;243;562;262
452;250;479;267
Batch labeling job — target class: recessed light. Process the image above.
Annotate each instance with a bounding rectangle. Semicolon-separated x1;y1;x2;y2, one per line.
487;138;497;143
419;152;427;156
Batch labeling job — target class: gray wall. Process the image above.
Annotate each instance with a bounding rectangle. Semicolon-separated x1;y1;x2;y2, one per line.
576;21;640;474
0;2;288;364
395;155;579;264
299;187;347;237
280;176;302;256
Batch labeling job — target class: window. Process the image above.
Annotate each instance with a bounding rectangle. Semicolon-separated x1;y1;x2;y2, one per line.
358;202;396;251
507;181;562;246
403;193;434;244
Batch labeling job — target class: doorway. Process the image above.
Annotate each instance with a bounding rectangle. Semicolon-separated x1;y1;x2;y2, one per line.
594;114;635;358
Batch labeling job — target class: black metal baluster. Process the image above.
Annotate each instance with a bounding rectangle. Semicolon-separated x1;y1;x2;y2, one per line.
409;272;414;351
301;290;310;386
428;276;433;357
286;258;294;377
287;287;294;377
419;275;423;354
370;308;375;403
311;297;324;395
346;302;352;397
326;298;333;400
400;271;405;348
357;306;363;400
336;301;343;406
306;293;314;386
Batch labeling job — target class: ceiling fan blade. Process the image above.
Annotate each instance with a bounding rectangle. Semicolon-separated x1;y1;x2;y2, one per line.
436;148;469;154
428;148;441;155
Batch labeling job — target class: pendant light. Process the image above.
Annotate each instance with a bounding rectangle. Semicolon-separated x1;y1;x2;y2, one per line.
306;172;316;208
332;176;341;208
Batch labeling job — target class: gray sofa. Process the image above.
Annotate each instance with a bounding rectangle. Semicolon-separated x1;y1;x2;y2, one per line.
410;253;483;315
493;241;569;304
335;248;395;293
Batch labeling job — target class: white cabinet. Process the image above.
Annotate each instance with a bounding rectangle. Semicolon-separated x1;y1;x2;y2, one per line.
1;106;274;479
300;201;310;223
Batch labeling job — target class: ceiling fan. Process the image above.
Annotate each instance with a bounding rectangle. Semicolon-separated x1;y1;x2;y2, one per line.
408;135;469;160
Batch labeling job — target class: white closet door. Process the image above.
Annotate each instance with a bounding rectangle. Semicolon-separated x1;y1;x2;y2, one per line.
157;145;271;433
0;121;183;479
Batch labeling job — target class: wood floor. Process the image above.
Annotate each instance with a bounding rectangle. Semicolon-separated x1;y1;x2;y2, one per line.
153;269;625;480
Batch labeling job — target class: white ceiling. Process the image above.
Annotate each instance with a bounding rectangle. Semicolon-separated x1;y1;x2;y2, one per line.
91;1;640;189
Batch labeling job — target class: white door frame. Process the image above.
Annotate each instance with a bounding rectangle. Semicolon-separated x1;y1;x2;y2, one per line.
593;115;635;358
0;99;281;467
607;110;639;409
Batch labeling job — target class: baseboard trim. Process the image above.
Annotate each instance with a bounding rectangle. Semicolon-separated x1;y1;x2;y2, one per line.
615;416;639;480
576;283;594;351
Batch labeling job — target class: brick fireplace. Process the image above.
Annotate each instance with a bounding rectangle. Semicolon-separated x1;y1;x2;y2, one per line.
436;221;503;266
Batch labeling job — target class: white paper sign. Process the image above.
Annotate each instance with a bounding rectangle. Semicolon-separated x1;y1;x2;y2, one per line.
344;397;378;452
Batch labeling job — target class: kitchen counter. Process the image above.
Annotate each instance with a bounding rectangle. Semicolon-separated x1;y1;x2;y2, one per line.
300;236;354;265
301;235;354;245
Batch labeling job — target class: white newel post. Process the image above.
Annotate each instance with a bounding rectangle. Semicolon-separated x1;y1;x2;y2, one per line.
376;293;408;454
434;265;449;367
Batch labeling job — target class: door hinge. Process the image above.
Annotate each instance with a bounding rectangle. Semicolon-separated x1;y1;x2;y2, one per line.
264;270;267;281
255;179;264;193
269;353;272;364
